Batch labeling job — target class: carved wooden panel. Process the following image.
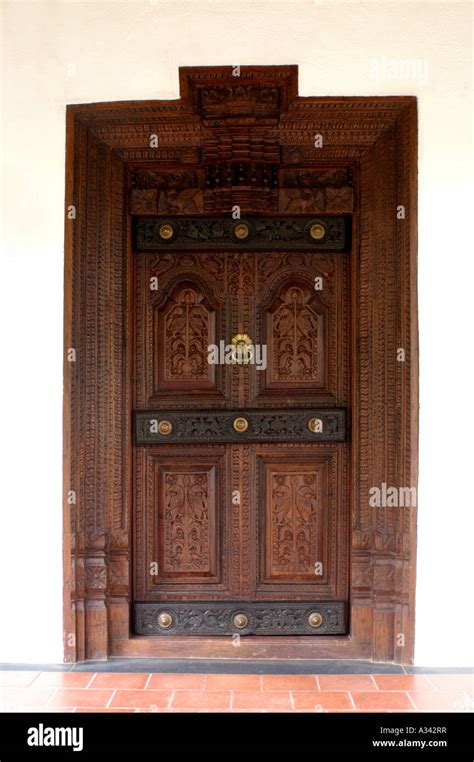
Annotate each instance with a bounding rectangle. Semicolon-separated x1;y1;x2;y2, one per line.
64;65;417;662
155;283;216;390
134;448;233;598
266;284;324;386
256;446;347;599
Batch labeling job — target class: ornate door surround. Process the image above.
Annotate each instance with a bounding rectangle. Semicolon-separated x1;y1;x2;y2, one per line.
63;65;418;663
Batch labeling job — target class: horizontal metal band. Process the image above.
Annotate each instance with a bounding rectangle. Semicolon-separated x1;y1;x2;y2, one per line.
134;601;347;636
134;408;346;444
134;216;349;251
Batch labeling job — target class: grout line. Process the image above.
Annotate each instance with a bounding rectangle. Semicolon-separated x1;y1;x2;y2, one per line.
44;688;59;707
425;674;439;691
406;691;417;710
105;689;117;709
203;674;208;690
85;673;97;689
143;673;153;690
289;690;295;710
258;675;263;691
229;690;234;710
27;673;42;688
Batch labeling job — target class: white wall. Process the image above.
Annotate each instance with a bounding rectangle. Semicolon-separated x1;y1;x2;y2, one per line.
0;0;472;666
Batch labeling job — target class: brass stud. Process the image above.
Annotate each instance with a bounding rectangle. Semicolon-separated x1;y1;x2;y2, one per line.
309;223;326;241
233;613;248;629
308;417;323;434
158;420;173;435
157;612;173;629
233;222;250;240
308;612;323;628
233;417;249;433
159;223;174;240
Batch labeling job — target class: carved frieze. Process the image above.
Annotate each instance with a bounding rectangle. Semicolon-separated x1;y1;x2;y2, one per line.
134;408;346;444
279;168;354;213
134;600;347;635
130;169;204;214
134;215;349;251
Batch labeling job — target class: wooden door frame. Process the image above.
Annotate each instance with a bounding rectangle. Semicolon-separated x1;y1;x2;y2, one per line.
63;65;418;663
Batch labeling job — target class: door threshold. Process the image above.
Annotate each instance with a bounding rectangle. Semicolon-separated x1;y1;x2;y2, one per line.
110;635;370;661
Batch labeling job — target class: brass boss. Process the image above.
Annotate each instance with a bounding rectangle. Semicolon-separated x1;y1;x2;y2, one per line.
233;613;248;629
157;420;173;435
233;223;250;240
159;223;174;240
309;223;326;241
233;417;249;433
308;612;323;628
157;612;173;629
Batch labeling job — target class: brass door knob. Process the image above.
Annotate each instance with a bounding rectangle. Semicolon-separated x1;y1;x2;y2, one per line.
233;417;249;433
233;613;248;629
308;612;323;628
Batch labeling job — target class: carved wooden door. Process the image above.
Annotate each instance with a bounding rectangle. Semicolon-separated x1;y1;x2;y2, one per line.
133;215;350;636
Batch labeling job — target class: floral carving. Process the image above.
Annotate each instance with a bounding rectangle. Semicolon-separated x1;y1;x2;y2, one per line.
164;288;211;381
164;472;210;572
271;287;320;382
271;473;319;573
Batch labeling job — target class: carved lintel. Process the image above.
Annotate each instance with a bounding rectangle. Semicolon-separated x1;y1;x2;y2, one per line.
134;216;349;251
135;408;346;444
134;601;347;635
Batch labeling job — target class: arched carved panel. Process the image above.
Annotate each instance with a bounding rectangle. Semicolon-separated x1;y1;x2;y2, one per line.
263;282;326;392
153;281;218;395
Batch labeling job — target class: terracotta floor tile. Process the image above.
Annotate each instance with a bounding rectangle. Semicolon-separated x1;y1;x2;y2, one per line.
31;672;94;689
147;673;206;691
8;707;76;713
90;673;149;690
409;691;470;711
351;691;413;711
373;674;434;691
206;674;261;691
0;688;56;708
292;690;352;711
171;690;231;710
318;675;376;692
48;689;114;708
426;674;474;692
0;671;40;687
262;675;317;691
110;689;171;710
75;706;135;714
232;690;292;711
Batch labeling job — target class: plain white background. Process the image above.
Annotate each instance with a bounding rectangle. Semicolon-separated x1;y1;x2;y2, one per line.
0;0;472;665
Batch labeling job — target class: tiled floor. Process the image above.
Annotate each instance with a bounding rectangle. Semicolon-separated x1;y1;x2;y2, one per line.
0;671;472;712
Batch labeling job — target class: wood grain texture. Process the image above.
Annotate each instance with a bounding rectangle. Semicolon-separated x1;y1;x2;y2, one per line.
63;65;417;662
